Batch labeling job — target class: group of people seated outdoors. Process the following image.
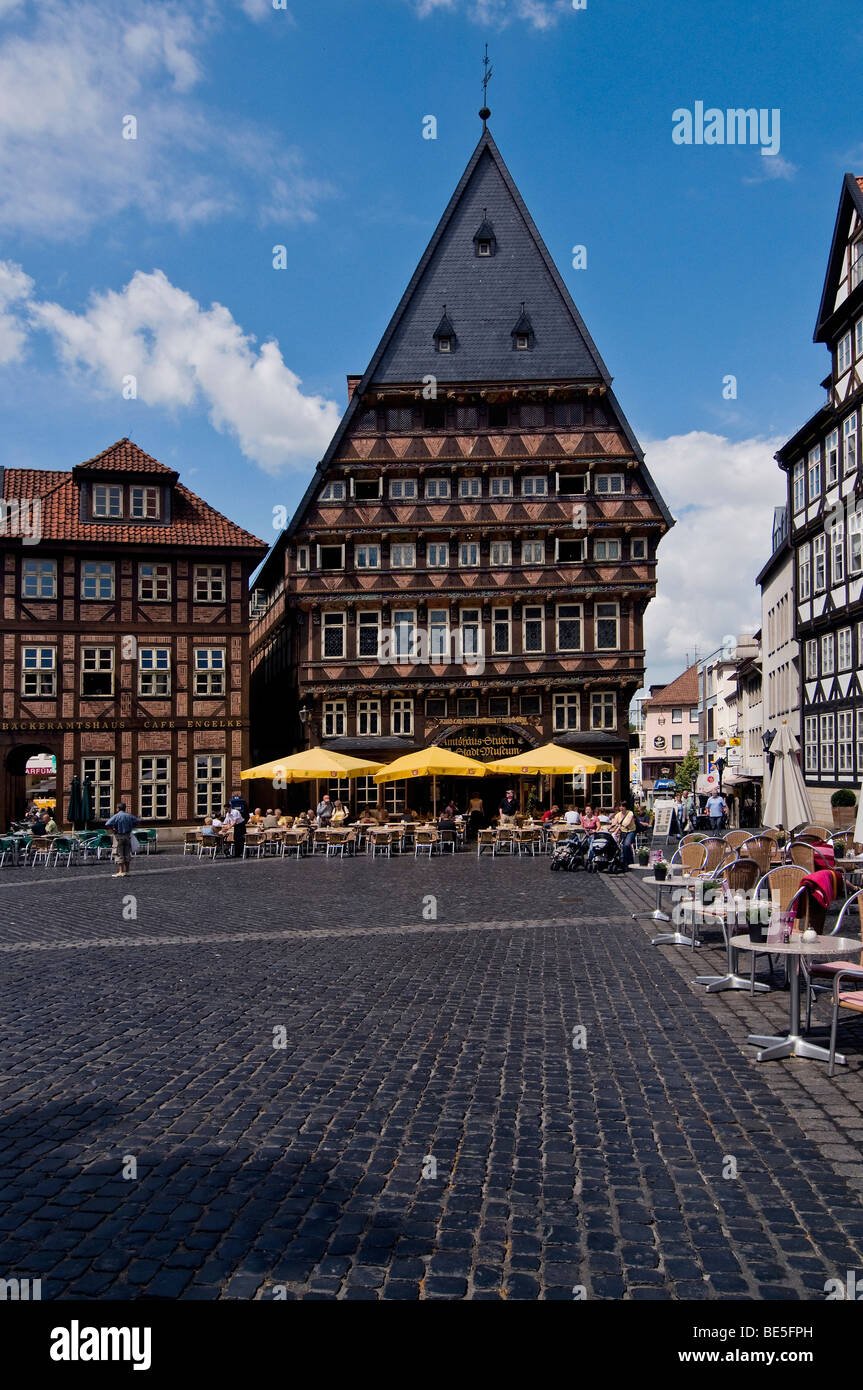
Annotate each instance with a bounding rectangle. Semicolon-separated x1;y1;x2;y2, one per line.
19;804;59;836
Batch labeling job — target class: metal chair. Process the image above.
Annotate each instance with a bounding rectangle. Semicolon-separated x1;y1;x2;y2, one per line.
50;836;78;868
28;836;53;868
197;834;219;860
0;836;16;868
693;857;763;993
804;889;863;1031
740;836;773;878
414;828;439;857
724;830;751;850
242;831;264;859
477;828;496;857
788;841;817;873
746;864;807;990
493;828;515;856
183;830;199;856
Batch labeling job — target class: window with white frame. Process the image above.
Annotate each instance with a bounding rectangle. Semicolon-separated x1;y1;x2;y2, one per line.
813;533;826;592
595;474;624;495
194;565;225;602
556;474;587;496
357;610;380;658
355;543;380;569
821;632;835;674
490;476;512;498
138;562;170;602
139;646;170;696
82;756;114;821
798;543;811;600
458;476;481;499
21;645;55;696
595;602;620;650
460;609;481;660
425;478;450;499
194;647;225;695
832;520;845;583
591;770;614;809
820;713;835;772
490;540;511;566
427;541;449;568
844;415;858;475
826;430;839;486
353;477;381;501
857;317;863;361
793;461;807;512
130;486;160;519
553;693;580;732
195;755;224;818
556;537;584;563
20;557;56;600
838;626;853;672
92;484;122;518
357;699;381;736
591;690;616;730
322;611;346;659
850;511;863;575
459;540;480;568
82;561;115;601
853;239;863;290
630;537;647;561
839;710;854;772
593;539;621;562
523;605;544;653
393;610;415;660
320;480;346;501
804;715;818;772
297;546;309;572
390;541;415;568
81;646;114;696
323;700;346;737
521;475;548;497
671;735;683;750
139;755;170;819
805;639;817;679
391;697;413;736
858;709;863;773
838;332;853;376
429;608;449;661
522;540;545;565
492;608;511;655
807;445;822;499
389;478;417;501
556;604;582;651
672;708;683;723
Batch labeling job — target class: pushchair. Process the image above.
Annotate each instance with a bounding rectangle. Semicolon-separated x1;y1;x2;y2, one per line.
585;830;626;874
549;835;589;871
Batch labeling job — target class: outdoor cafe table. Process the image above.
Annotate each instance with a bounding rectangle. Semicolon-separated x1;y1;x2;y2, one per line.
729;932;862;1064
639;874;702;948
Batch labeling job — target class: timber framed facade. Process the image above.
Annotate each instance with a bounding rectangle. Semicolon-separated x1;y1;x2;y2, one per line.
777;174;863;822
250;128;672;814
0;439;266;828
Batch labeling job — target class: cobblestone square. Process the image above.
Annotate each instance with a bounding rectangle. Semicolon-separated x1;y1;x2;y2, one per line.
2;851;863;1300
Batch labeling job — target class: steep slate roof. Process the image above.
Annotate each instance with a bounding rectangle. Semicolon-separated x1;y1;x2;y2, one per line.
2;446;266;553
814;172;863;342
643;662;699;710
281;125;673;546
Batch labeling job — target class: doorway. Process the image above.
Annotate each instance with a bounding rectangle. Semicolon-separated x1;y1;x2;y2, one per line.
4;743;61;829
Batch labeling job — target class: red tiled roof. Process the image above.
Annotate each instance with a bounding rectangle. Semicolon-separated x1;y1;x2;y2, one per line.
643;661;699;710
73;438;178;477
2;464;267;553
857;177;863;196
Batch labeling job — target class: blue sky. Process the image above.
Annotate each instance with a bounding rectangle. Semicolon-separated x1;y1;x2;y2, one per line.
1;0;861;683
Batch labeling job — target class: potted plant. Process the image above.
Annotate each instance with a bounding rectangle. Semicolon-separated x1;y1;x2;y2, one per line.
637;846;650;867
831;788;857;829
654;854;668;881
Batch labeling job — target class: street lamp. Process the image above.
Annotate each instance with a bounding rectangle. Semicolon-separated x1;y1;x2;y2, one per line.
715;755;727;794
761;727;776;774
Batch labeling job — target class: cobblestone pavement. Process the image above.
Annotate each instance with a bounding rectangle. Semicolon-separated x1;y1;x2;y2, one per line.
2;850;863;1300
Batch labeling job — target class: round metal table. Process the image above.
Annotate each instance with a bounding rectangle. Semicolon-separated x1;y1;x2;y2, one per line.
730;933;861;1063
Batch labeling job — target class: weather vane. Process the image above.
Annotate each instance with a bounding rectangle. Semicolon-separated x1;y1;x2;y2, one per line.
479;44;492;127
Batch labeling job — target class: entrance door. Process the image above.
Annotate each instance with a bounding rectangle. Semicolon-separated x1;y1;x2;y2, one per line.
4;744;61;828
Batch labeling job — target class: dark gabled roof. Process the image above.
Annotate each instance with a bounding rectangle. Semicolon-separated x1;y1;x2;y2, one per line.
814;172;863;343
433;308;456;342
774;400;833;466
473;214;496;244
511;304;533;337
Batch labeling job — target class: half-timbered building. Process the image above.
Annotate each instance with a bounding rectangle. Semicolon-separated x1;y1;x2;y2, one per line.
0;439;266;828
250;126;672;813
776;174;863;821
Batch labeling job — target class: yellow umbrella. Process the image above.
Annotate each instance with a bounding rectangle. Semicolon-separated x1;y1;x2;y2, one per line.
484;742;614;775
373;746;488;817
240;747;385;782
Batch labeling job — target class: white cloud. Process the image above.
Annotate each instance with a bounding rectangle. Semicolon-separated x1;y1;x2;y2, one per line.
0;259;33;363
744;153;797;184
642;431;785;684
0;0;325;236
28;268;340;473
412;0;569;27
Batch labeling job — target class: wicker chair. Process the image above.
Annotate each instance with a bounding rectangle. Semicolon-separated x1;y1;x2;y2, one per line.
788;841;817;873
669;841;708;878
414;827;439;857
242;830;264;859
724;830;751;850
740;836;774;879
692;857;763;993
183;830;199;856
746;864;808;989
28;836;53;868
197;834;220;860
800;823;832;840
493;828;515;856
477;828;496;857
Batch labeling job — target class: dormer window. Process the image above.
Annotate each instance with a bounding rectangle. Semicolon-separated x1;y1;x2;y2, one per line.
473;210;496;258
92;484;123;518
433;306;456;354
511;303;534;351
130;486;160;520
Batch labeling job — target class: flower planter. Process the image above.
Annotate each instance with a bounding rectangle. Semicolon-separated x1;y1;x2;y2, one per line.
833;806;857;829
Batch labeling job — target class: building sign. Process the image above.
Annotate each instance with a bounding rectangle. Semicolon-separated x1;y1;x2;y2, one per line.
653;736;666;749
24;754;56;776
0;718;247;733
439;724;532;763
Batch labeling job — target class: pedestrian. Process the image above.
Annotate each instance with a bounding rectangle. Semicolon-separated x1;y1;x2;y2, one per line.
706;790;726;835
105;801;139;878
316;793;334;824
612;802;637;865
227;789;249;859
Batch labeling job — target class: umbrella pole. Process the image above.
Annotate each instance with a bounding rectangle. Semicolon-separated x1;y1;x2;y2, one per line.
433;775;437;819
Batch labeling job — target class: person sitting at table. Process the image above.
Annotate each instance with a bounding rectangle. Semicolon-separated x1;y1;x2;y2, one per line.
294;810;311;828
201;816;216;837
262;809;279;829
277;812;291;827
358;808;377;825
373;802;389;824
40;810;59;835
564;805;581;828
581;805;599;833
542;804;560;824
247;807;263;826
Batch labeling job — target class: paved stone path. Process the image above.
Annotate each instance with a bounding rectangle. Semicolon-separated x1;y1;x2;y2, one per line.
1;851;863;1300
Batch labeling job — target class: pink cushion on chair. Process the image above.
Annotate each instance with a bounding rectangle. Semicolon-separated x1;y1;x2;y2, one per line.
838;989;863;1010
810;960;863;977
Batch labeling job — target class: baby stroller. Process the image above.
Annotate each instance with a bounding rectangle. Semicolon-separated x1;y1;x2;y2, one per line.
585;830;626;874
549;835;589;872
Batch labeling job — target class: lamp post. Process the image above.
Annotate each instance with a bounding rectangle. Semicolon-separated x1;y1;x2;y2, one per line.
715;755;727;794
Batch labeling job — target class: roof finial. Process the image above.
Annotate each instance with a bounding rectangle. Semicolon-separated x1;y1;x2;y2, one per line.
479;44;492;127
